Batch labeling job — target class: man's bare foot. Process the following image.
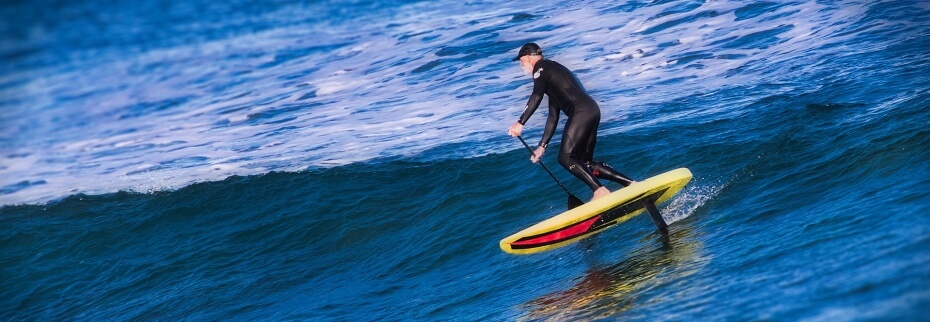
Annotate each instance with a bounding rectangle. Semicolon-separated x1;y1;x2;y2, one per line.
591;186;610;201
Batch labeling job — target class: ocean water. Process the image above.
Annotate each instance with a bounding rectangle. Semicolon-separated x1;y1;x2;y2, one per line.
2;0;930;320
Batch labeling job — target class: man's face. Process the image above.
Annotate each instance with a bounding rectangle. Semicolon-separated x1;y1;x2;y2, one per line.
519;56;533;76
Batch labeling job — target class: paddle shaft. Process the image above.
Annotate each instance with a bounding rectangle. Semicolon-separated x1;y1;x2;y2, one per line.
516;136;581;202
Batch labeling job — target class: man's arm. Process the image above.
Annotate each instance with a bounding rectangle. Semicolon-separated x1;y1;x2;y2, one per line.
539;97;560;148
517;63;549;125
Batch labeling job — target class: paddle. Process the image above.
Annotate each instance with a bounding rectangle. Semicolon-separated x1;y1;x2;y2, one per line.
516;136;585;209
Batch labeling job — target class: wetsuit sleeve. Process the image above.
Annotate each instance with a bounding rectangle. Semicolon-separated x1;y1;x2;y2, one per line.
539;97;559;148
517;63;549;125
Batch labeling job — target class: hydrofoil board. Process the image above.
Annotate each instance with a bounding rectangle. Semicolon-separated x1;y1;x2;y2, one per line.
500;168;692;255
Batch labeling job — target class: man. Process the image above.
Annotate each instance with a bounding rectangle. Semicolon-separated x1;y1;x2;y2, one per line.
507;43;635;201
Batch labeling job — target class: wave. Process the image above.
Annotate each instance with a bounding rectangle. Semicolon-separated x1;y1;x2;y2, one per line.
1;145;725;319
3;1;930;318
3;90;928;319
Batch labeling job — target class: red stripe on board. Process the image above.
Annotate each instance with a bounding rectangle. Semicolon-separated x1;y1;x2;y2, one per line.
511;215;601;247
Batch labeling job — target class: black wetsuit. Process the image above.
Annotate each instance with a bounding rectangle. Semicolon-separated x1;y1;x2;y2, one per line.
518;59;634;190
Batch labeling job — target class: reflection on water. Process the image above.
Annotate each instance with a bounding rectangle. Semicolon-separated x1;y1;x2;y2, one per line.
520;227;706;320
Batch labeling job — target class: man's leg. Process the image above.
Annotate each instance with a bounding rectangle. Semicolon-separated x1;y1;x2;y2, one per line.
575;108;636;188
559;112;610;200
587;161;636;187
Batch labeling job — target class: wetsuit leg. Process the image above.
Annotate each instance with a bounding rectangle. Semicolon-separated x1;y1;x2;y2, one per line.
570;111;637;187
558;109;603;191
582;123;597;163
587;161;636;187
572;108;636;187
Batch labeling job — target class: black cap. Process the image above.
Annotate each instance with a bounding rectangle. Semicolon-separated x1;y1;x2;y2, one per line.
512;43;543;61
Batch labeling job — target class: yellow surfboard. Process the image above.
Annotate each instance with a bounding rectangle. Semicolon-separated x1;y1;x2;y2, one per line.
500;168;692;255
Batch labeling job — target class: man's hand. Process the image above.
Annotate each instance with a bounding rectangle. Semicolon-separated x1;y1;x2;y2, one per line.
508;122;523;137
530;146;545;163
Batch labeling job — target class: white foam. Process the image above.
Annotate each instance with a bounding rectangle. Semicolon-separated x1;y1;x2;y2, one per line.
0;0;874;205
663;180;726;225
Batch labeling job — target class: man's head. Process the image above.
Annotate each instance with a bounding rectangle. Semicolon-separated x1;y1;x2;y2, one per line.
513;43;543;76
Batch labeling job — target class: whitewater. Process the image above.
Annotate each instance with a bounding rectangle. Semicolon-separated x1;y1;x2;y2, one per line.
1;0;914;205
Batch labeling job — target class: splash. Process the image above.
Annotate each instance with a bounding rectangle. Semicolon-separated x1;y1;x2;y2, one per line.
662;178;725;224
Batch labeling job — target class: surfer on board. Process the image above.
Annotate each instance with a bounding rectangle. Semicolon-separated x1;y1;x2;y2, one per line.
507;43;635;202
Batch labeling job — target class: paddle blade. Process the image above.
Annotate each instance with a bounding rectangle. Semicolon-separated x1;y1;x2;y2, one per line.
568;194;585;209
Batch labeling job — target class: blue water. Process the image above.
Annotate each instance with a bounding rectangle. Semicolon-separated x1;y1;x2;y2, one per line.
3;0;930;320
